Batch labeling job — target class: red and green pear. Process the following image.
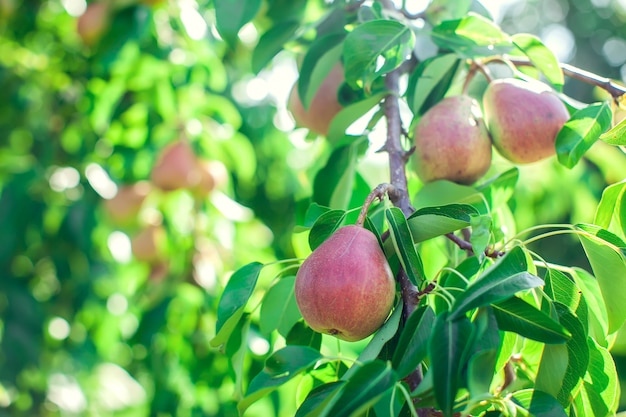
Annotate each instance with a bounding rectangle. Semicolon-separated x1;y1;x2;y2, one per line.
150;140;201;191
483;78;570;164
413;95;492;184
295;225;396;342
288;63;344;136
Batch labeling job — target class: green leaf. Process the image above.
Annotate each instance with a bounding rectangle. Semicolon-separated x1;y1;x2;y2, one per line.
434;257;478;312
430;13;512;58
211;262;264;348
286;321;322;350
226;314;251;400
406;54;461;116
556;101;612;169
308;209;346;251
430;312;474;417
576;224;626;333
492;297;571;344
327;92;387;144
392;305;436;378
449;247;543;320
298;34;345;110
295;381;346;417
328;360;398;417
385;206;426;286
214;0;262;47
466;308;500;397
425;0;472;25
572;338;620;417
343;20;415;91
599;115;626;145
470;214;492;259
512;33;564;90
259;276;302;337
239;346;323;413
296;202;331;231
571;268;609;344
251;20;300;73
313;145;358;210
343;301;402;380
511;389;567;417
407;204;478;242
413;180;488;213
535;303;589;407
594;179;626;235
477;168;519;209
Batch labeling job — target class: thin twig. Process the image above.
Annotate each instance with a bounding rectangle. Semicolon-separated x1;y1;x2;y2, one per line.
506;56;626;99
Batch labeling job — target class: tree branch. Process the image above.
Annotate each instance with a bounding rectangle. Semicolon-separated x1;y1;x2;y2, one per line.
505;56;626;99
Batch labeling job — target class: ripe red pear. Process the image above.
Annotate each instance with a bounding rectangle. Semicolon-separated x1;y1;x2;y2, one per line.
150;140;201;191
483;78;570;164
288;63;344;136
295;225;396;342
413;95;492;184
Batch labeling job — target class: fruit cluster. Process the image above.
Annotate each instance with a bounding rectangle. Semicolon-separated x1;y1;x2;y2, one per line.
103;140;227;271
290;69;572;343
289;66;570;185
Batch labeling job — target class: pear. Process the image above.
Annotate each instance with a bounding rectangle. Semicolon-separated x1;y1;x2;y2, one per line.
76;2;111;46
150;140;201;191
131;225;166;263
288;63;344;136
413;95;492;184
295;225;396;342
483;78;570;164
104;181;151;225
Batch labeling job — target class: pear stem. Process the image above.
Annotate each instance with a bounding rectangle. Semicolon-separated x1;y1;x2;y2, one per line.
356;183;396;227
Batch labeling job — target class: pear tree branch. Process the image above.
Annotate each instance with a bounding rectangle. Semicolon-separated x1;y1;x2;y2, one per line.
505;56;626;99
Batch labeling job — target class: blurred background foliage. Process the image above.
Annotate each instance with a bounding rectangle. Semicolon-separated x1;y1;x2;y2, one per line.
0;0;626;416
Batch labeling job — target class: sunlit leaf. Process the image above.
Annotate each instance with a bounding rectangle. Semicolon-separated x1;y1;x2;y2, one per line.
407;54;460;116
599;115;626;145
431;13;512;57
572;338;620;417
477;168;519;210
511;389;567;417
430;312;474;417
386;206;426;286
313;144;358;210
239;346;323;413
252;20;300;73
214;0;262;47
594;179;626;237
576;224;626;333
327;92;387;144
556;101;612;168
449;247;543;320
392;305;435;378
343;20;415;91
407;204;478;242
260;276;301;337
212;262;264;348
492;297;571;344
512;33;564;90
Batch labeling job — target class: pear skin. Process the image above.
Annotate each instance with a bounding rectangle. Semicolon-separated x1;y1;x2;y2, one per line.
288;63;344;136
483;78;570;164
413;95;492;184
295;225;396;342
